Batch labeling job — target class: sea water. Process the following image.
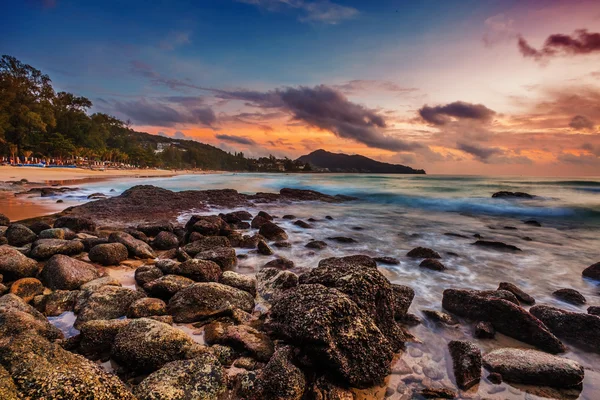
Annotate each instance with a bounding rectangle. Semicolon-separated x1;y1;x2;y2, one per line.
43;173;600;399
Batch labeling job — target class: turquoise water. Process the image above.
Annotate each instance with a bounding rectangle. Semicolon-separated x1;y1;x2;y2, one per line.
42;173;600;399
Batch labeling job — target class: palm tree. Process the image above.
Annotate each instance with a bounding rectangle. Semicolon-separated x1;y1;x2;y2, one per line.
22;150;33;163
9;144;17;164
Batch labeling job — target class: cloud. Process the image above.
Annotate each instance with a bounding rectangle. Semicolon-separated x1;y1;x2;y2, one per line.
159;31;191;51
418;101;496;126
333;80;418;94
130;60;203;92
482;14;516;47
173;131;188;139
569;115;595;131
457;142;504;162
239;0;358;24
215;134;257;145
112;98;216;127
518;29;600;61
212;84;421;151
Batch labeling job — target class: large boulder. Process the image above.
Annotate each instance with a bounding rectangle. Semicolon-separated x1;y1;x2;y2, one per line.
32;290;78;317
483;348;584;388
111;318;204;373
299;256;405;350
582;262;600;280
391;284;414;318
255;346;306;400
143;275;195;299
0;333;135;399
78;319;130;358
221;271;257;296
9;278;44;303
135;264;164;286
74;285;145;328
442;289;565;353
29;239;84;260
552;288;586;305
157;259;222;282
89;242;129;265
40;254;100;290
530;304;600;353
127;297;167;318
0;294;63;341
167;282;255;323
134;352;226;400
448;340;481;390
152;231;180;250
109;231;156;259
0;246;38;280
5;224;36;246
256;268;298;302
137;221;174;237
54;216;97;232
259;222;288;241
182;236;231;256
185;215;231;236
204;321;274;362
194;247;237;271
498;282;535;305
267;284;394;388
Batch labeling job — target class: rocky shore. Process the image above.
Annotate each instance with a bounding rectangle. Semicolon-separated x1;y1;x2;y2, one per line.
0;185;598;399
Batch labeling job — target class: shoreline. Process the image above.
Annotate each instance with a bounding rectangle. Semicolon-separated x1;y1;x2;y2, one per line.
0;166;223;221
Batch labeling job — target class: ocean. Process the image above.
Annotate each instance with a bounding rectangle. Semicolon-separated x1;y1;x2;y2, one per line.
42;173;600;398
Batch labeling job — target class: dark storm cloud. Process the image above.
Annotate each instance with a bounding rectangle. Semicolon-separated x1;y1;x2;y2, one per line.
213;85;421;151
215;134;257;145
457;142;504;163
113;98;216;127
569;115;595;131
419;101;496;125
518;30;600;61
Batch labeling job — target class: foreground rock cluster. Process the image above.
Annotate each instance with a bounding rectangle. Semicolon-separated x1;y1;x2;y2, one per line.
0;185;598;399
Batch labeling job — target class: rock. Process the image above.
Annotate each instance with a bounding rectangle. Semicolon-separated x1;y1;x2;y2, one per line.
492;191;534;199
448;340;481;390
256;268;298;302
134;352;226;400
0;333;135;399
158;258;222;282
124;228;150;242
152;231;180;250
498;282;535;305
78;319;130;358
582;262;600;280
109;231;156;259
204;321;274;362
54;216;97;232
422;309;458;325
112;318;204;373
30;238;84;260
273;241;291;248
9;278;44;303
251;215;271;229
135;264;164;286
483;348;584;388
221;210;253;223
5;224;37;247
420;258;446;271
167;282;255;323
588;306;600;316
472;240;521;251
81;236;108;252
212;344;238;367
80;276;121;291
305;240;327;250
553;288;586;305
293;219;311;229
221;271;257;296
0;294;63;340
38;228;69;239
327;236;357;243
263;257;295;270
530;304;600;353
487;372;503;384
257;239;274;255
282;214;296;220
28;221;52;234
89;242;129;265
183;236;231;256
137;221;174;237
417;387;457;399
391;284;414;319
407;247;441;259
299;259;405;351
40;254;100;290
306;376;353;400
267;284;394;388
474;321;495;339
194;247;237;271
127;297;167;318
0;246;39;280
255;346;305;400
32;290;78;316
259;222;288;241
186;215;231;236
144;275;195;299
74;285;145;328
0;365;18;400
0;214;9;227
442;289;565;353
524;219;542;227
374;256;400;265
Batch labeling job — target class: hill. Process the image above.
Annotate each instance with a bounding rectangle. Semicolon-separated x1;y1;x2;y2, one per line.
297;149;425;174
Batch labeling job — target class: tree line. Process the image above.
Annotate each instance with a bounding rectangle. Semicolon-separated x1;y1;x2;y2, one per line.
0;55;311;172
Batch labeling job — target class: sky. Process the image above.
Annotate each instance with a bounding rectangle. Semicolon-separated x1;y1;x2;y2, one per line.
2;0;600;176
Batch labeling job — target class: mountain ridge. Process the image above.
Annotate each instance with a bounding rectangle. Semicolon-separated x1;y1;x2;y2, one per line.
296;149;425;174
